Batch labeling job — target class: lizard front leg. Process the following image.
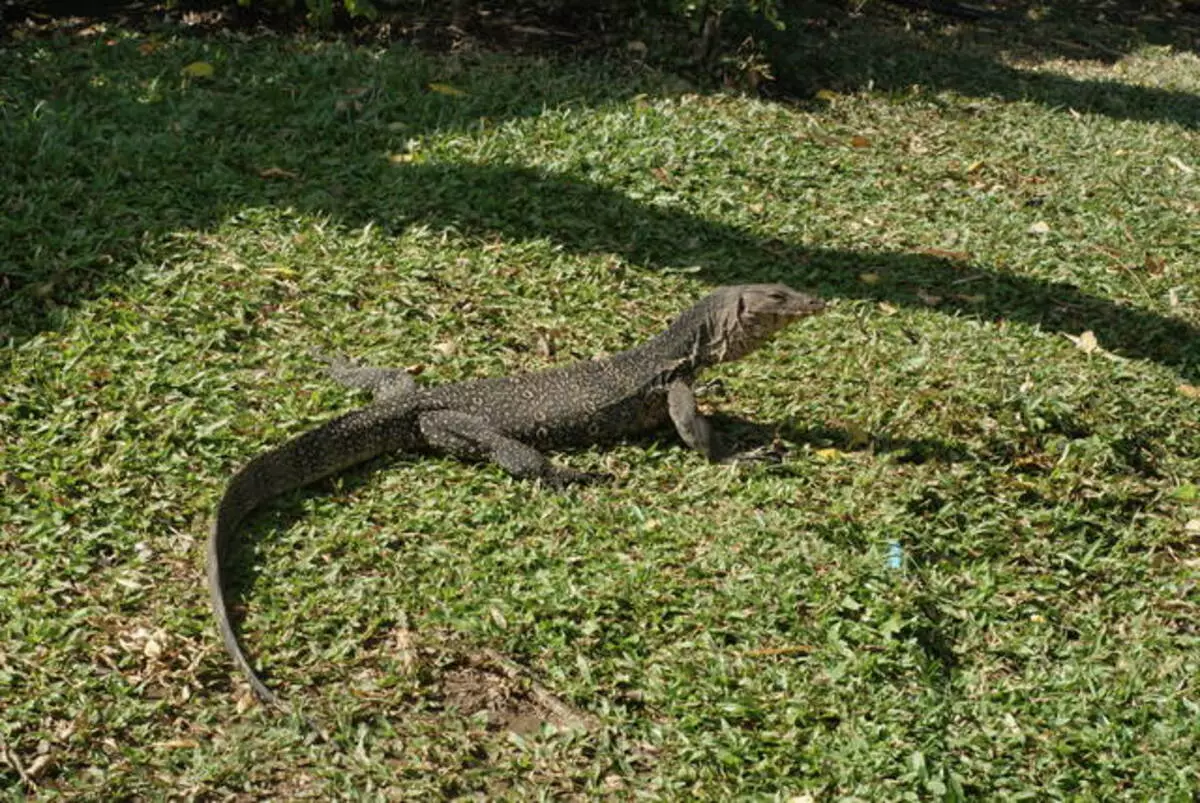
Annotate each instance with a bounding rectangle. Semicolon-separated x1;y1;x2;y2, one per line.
417;410;607;487
667;379;717;460
315;353;417;402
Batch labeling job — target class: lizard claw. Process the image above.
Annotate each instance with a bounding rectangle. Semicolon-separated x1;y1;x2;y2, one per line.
543;466;612;489
719;444;786;466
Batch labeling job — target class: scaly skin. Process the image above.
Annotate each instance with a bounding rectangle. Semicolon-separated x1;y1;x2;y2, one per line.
208;284;825;707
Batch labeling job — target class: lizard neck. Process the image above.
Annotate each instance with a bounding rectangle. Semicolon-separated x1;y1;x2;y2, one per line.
630;299;725;374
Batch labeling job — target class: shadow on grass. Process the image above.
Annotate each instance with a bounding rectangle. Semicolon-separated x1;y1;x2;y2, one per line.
1;19;1197;381
763;0;1200;130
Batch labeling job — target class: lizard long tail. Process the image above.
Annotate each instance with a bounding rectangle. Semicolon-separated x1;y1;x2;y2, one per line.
207;401;416;706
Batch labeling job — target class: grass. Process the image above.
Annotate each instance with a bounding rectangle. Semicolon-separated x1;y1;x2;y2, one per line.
2;3;1199;798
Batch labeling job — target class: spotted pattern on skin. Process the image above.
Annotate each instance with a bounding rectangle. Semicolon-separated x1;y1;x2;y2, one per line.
209;284;825;707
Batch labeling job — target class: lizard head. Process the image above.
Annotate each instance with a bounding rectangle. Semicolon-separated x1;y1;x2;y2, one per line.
708;283;825;363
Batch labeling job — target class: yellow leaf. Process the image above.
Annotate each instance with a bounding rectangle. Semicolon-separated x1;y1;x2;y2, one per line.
877;302;898;315
428;82;466;96
858;272;880;285
815;89;838;101
1064;330;1099;354
1179;384;1200;399
814;448;844;460
181;61;214;78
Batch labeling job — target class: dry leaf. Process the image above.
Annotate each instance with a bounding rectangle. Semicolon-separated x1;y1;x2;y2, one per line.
1027;220;1051;235
815;89;838;101
814;448;844;460
1064;330;1100;354
850;135;871;148
651;166;671;185
918;247;971;262
181;61;214;78
1143;254;1167;275
428;82;466;96
534;332;555;359
258;166;297;180
877;302;898;315
858;272;881;285
916;289;942;306
1185;519;1200;533
1178;384;1200;399
1166;155;1194;175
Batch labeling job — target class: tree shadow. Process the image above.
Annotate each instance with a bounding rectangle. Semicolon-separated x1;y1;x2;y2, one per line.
2;17;1196;382
761;0;1200;130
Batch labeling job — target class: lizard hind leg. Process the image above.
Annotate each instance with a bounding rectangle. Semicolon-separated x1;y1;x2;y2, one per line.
315;352;417;402
417;410;607;488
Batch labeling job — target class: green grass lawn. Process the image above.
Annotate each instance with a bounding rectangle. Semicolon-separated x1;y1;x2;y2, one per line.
2;4;1199;798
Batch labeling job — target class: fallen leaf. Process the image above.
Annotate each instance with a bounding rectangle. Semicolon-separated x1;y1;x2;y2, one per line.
815;89;839;101
850;135;871;148
138;41;163;55
1064;330;1099;354
428;82;466;96
877;302;898;315
814;448;844;460
858;272;881;285
743;645;816;657
153;739;200;750
1166;155;1194;175
181;61;214;78
258;166;297;180
1143;254;1167;275
1178;384;1200;399
651;166;671;185
1185;519;1200;533
1027;220;1051;235
844;422;871;448
916;289;942;306
917;247;971;262
534;331;555;359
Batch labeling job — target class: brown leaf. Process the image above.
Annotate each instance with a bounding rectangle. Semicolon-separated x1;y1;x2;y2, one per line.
1064;330;1100;354
1178;384;1200;399
850;135;871;148
1143;254;1167;275
258;166;298;180
917;247;971;262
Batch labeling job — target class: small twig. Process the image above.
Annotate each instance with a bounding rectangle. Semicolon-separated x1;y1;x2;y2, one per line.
0;740;36;791
481;649;600;731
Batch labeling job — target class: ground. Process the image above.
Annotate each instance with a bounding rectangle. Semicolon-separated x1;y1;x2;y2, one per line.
1;1;1198;798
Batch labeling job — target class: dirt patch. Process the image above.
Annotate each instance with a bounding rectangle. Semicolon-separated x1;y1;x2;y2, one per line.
439;649;598;735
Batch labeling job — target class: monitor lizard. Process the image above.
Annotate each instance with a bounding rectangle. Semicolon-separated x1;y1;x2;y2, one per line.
208;284;825;707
